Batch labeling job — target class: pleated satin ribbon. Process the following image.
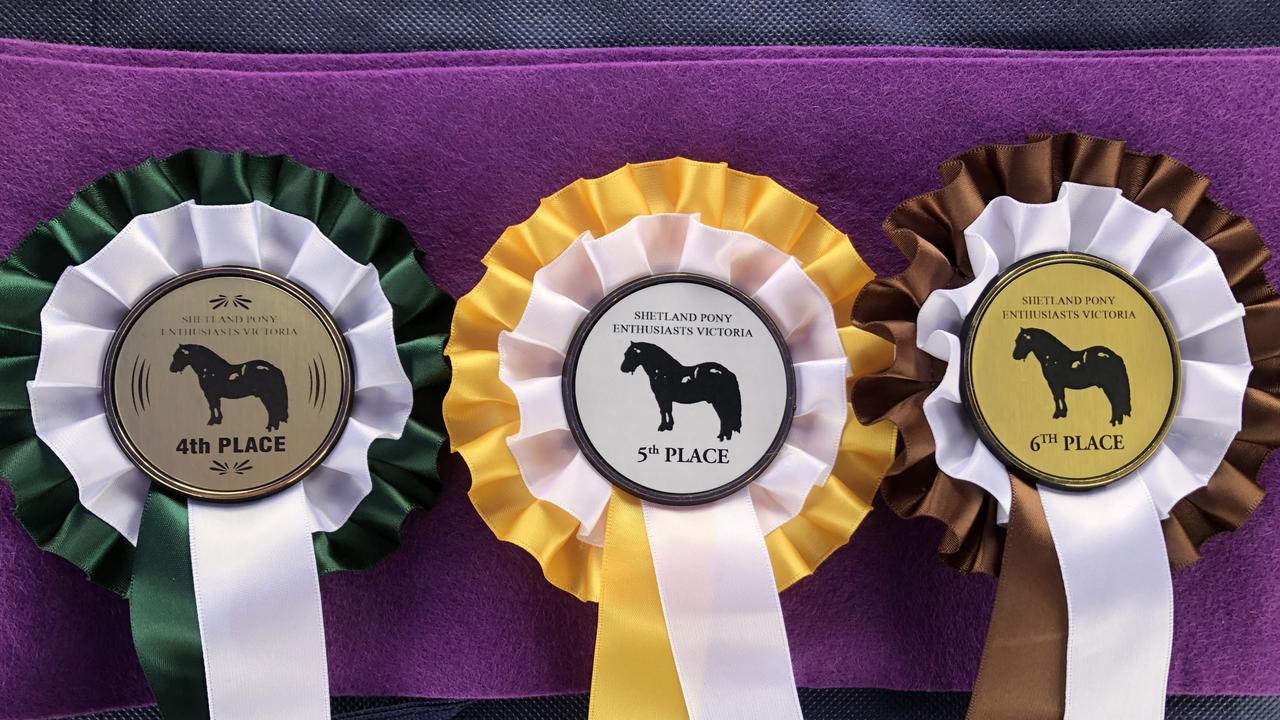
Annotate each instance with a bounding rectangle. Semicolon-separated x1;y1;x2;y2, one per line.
445;159;897;719
3;150;451;719
852;133;1280;720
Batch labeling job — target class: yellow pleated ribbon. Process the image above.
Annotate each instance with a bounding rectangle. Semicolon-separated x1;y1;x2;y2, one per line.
445;158;897;718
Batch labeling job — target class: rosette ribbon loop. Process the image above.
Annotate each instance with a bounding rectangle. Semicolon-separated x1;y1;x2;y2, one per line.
446;159;896;719
0;150;452;718
853;134;1280;720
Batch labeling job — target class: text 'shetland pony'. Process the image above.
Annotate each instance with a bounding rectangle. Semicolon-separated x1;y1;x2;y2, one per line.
1012;327;1131;426
170;344;289;431
620;341;742;441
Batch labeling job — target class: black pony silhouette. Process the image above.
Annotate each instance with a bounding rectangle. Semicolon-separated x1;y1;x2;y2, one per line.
620;341;742;441
1012;328;1131;426
170;344;289;431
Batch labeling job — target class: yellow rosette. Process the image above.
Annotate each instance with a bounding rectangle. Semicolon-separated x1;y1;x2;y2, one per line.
445;158;895;718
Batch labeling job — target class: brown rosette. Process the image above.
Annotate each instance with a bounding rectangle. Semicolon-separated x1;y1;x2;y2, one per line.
851;133;1280;719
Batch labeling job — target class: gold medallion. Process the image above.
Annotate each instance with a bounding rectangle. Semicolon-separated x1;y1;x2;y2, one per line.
963;253;1180;490
104;267;352;501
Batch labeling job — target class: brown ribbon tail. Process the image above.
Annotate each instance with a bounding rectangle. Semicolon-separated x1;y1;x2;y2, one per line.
967;477;1068;720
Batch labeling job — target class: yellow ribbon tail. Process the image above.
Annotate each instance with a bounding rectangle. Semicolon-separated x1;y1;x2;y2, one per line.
589;490;688;720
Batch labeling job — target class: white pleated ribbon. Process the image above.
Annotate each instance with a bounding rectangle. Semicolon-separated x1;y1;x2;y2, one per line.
498;213;850;719
29;200;414;719
917;183;1251;719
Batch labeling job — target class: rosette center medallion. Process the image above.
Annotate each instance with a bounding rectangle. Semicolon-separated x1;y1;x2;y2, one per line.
564;273;796;505
963;252;1180;490
105;267;353;501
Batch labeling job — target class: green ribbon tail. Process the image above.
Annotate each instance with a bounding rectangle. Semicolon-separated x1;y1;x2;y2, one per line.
128;488;210;720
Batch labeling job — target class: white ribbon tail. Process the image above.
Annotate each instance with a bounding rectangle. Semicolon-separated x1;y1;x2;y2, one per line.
189;483;331;719
1039;477;1173;720
643;490;803;720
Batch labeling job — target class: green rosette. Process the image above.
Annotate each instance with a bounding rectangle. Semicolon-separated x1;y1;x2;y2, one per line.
0;150;452;717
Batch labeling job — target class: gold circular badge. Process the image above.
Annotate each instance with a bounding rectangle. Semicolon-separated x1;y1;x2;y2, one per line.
104;267;352;501
963;253;1180;490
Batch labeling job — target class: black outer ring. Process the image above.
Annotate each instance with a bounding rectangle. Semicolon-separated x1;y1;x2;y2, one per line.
561;272;797;506
958;251;1182;491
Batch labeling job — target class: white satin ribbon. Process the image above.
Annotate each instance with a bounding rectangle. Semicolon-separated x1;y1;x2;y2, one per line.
914;182;1251;718
189;483;330;720
1039;478;1173;720
643;491;803;720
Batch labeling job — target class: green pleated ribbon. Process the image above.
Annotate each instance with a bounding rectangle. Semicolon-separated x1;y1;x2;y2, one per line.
0;150;453;717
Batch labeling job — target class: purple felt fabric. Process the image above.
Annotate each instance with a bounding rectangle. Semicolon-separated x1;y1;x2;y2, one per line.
0;40;1278;720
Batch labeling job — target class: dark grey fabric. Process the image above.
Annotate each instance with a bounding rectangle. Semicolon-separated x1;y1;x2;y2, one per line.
2;0;1280;53
65;693;1280;719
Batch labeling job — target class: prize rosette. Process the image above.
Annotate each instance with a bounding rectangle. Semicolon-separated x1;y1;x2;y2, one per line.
0;150;452;719
445;159;896;719
852;133;1280;719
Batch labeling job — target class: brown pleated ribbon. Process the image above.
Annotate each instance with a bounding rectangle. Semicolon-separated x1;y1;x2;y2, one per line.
852;133;1280;719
